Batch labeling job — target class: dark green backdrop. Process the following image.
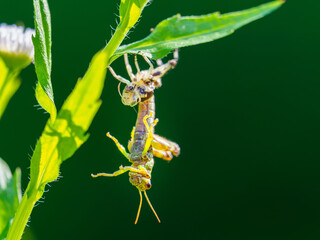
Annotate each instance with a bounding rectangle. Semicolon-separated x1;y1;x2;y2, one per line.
1;0;319;239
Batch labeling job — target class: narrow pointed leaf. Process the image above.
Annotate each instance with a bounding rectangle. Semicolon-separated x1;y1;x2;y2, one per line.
114;0;285;59
28;50;107;198
6;50;107;237
103;0;150;65
119;0;150;30
0;158;21;239
33;0;57;120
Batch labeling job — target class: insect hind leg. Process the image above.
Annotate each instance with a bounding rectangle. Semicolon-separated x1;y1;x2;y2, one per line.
168;49;179;68
152;134;180;161
152;49;179;81
153;148;173;161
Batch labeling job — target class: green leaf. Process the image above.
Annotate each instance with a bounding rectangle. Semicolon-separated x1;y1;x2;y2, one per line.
103;0;150;66
21;228;36;240
119;0;149;31
28;50;107;199
0;57;21;120
114;0;285;59
33;0;57;121
0;158;21;239
7;50;107;240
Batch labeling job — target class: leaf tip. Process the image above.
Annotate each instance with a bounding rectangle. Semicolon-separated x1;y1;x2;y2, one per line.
275;0;286;6
14;167;21;177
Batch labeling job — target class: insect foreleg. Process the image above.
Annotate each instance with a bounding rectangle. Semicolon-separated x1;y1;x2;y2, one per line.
130;127;136;139
91;166;130;178
91;166;147;179
122;166;148;175
134;54;141;74
124;54;135;81
108;66;131;85
107;132;130;160
142;113;158;156
139;51;154;76
127;127;136;151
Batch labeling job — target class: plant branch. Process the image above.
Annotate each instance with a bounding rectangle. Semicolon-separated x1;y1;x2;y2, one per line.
6;185;37;240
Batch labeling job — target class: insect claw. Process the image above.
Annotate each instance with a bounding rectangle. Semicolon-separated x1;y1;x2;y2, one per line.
153;118;159;126
148;111;154;118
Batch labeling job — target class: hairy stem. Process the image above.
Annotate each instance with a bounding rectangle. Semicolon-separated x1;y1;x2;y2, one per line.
6;185;37;240
103;22;129;66
5;17;130;240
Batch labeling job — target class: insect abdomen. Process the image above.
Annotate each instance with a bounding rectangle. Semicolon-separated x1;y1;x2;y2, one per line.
130;96;155;159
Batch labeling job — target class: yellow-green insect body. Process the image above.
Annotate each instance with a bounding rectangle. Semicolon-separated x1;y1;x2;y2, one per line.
92;96;161;223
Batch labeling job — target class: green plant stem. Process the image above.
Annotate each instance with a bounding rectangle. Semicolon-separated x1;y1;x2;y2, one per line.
103;23;128;66
5;20;130;240
6;185;37;240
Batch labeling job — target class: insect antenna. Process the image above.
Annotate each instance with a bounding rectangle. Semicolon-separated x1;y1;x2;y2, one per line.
117;82;123;98
132;104;138;114
135;191;143;224
144;191;161;223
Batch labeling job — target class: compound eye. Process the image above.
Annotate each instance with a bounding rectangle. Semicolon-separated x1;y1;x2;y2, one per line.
128;85;134;91
138;87;146;94
146;183;151;189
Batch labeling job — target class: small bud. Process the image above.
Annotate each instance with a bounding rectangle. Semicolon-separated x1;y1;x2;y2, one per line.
0;23;35;70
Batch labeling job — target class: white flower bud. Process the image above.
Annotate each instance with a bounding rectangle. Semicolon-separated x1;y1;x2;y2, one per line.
0;24;35;70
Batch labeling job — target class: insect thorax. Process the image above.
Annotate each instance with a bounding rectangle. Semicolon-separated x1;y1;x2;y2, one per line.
128;148;154;191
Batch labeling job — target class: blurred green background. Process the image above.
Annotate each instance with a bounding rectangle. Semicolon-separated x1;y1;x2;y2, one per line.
1;0;319;239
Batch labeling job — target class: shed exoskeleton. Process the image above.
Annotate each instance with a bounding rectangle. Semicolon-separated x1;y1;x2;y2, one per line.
108;49;178;107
